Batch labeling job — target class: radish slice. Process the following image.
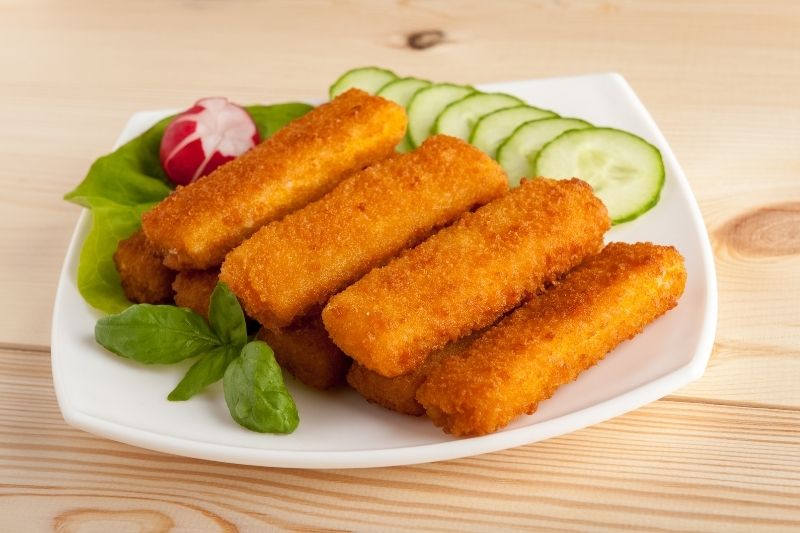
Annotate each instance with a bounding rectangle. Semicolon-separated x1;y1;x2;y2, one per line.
160;97;260;186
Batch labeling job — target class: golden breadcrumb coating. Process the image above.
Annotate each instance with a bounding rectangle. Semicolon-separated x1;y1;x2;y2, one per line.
142;89;407;270
323;178;610;378
347;335;475;416
416;242;687;437
172;268;219;317
257;316;351;390
220;135;508;329
113;230;175;304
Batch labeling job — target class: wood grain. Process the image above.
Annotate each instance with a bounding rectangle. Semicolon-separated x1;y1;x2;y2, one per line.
0;0;797;353
0;347;798;532
717;202;800;257
0;0;799;530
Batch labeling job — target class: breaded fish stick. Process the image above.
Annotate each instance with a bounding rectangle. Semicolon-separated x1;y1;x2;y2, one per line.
114;230;175;304
172;268;219;317
142;89;407;270
347;336;473;416
323;178;610;377
347;317;507;415
221;135;509;329
416;242;687;436
257;317;351;390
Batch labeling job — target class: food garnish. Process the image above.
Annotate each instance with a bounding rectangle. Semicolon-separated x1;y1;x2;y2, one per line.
95;283;298;433
224;341;299;434
328;66;398;99
406;83;475;148
160;97;260;186
433;92;524;141
533;127;665;224
375;77;431;151
469;104;557;158
498;117;593;186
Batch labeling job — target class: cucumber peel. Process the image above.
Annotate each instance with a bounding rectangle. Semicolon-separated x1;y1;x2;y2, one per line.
329;67;398;99
469;105;558;158
377;77;432;152
433;93;524;141
406;83;475;148
497;117;592;186
533;127;665;224
377;77;431;105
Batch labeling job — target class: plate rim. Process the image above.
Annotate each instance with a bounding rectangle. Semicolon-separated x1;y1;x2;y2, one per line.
51;71;718;469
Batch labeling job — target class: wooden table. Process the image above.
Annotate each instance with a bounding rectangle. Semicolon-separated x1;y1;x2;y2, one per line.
2;1;798;530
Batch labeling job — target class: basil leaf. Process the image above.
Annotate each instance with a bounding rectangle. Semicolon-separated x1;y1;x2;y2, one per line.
208;282;247;348
95;304;220;364
65;103;314;314
167;345;238;401
223;341;299;433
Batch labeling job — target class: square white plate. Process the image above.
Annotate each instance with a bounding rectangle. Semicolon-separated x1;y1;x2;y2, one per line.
51;73;717;469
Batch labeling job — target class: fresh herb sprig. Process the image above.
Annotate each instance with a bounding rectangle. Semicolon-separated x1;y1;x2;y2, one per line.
224;341;299;434
94;283;298;434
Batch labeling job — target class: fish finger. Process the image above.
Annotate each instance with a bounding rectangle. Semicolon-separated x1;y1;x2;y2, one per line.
142;89;407;270
113;230;175;304
416;242;687;436
347;335;475;416
172;268;219;317
323;178;610;377
221;135;508;329
257;317;351;390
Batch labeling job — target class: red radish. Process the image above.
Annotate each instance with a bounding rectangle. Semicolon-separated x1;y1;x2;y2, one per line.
160;97;260;186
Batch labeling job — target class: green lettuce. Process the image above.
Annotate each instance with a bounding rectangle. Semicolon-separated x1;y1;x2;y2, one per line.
65;103;314;314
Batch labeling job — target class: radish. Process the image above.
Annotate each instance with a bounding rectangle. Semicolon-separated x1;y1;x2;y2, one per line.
160;97;260;186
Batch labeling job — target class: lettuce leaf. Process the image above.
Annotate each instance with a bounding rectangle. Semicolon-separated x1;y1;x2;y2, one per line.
65;102;314;314
64;117;173;209
77;199;157;313
248;104;316;140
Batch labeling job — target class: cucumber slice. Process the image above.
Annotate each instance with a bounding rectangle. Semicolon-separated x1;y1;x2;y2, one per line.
395;137;414;153
433;93;524;141
377;77;432;153
534;127;665;224
377;77;431;106
469;105;558;158
497;117;592;186
329;67;398;99
407;83;475;148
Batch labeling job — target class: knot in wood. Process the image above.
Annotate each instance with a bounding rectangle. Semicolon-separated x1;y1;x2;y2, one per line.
407;29;445;50
718;202;800;256
54;509;174;533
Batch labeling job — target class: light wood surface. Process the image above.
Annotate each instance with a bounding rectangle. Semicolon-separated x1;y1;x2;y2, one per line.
1;0;798;531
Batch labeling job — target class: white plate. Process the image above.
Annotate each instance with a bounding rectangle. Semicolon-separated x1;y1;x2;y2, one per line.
51;73;717;469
